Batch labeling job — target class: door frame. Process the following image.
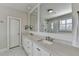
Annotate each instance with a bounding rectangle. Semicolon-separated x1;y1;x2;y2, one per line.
7;16;22;49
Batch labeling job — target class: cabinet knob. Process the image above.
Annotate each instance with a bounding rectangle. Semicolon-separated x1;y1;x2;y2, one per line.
37;48;40;51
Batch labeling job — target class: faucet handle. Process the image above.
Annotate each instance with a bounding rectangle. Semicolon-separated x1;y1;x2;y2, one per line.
46;36;50;40
45;36;55;42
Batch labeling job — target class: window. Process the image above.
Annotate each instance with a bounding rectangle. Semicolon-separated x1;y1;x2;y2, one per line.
59;19;72;32
51;22;54;29
60;20;66;31
66;19;72;31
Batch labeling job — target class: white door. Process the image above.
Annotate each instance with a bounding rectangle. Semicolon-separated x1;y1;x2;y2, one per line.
9;17;20;48
0;19;7;49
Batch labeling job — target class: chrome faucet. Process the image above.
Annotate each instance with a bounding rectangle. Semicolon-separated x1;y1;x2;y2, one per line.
45;36;55;42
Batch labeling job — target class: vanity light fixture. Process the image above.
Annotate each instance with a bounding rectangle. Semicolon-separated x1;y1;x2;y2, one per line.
25;25;33;30
25;25;29;30
48;9;53;13
30;25;33;30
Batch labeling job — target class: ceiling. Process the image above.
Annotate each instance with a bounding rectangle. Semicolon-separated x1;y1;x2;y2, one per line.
0;3;37;13
40;3;72;19
0;3;72;19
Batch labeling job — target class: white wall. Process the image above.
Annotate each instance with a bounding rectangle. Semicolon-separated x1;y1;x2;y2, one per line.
72;4;79;47
0;6;28;49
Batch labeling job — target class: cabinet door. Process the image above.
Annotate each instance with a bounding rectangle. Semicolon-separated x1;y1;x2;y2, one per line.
26;46;32;56
40;48;50;56
22;38;33;56
33;48;40;56
33;43;41;56
52;50;65;56
26;41;32;56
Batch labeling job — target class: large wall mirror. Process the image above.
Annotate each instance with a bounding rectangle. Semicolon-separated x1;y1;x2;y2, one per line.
39;3;72;33
30;7;38;31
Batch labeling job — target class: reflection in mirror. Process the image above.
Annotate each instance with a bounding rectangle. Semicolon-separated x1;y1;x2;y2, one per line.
30;8;38;31
45;13;72;33
40;3;72;33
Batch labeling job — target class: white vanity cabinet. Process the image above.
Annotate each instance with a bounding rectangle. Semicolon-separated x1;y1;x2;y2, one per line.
22;36;50;56
33;43;50;56
22;37;33;56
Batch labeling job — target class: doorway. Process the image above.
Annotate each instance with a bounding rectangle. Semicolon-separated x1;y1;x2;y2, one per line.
7;16;21;49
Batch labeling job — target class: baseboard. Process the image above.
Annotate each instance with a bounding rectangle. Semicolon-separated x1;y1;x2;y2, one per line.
0;48;8;52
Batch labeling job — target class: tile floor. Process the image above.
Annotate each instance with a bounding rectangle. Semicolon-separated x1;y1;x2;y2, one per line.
0;47;27;56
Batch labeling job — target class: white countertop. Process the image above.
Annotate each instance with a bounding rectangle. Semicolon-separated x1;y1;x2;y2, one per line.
22;33;79;56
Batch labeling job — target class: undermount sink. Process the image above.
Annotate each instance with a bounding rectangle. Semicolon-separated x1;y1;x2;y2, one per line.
37;39;44;42
42;40;53;45
36;38;53;45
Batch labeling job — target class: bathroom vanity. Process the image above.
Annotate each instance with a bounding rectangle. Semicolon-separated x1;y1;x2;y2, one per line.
22;33;79;56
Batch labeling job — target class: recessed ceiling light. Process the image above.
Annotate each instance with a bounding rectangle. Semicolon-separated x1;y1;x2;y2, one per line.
48;9;53;13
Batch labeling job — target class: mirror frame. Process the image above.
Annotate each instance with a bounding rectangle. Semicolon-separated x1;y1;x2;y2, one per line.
28;4;40;32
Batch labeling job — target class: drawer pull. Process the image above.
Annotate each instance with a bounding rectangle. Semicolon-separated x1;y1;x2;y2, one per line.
36;48;40;51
